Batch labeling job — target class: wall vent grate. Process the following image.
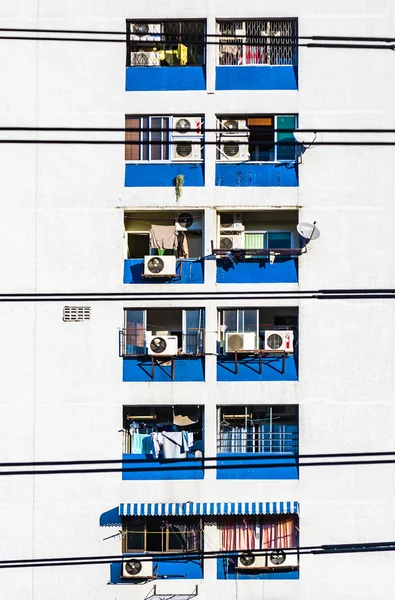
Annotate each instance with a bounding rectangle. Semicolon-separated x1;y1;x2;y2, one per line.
63;306;91;322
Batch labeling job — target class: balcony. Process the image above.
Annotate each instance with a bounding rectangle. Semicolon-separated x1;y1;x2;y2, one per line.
121;308;205;382
122;405;204;480
215;19;298;90
123;211;204;284
217;308;298;381
125;115;205;187
216;405;298;480
126;20;206;91
214;210;300;284
215;115;298;187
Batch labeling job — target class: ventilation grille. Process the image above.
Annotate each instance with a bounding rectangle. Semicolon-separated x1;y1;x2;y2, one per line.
63;306;91;322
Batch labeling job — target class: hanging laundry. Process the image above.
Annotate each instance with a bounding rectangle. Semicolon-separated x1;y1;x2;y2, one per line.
150;225;178;250
162;431;189;459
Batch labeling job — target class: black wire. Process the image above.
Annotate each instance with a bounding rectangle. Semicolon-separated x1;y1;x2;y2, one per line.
1;450;393;468
1;457;395;476
1;139;395;146
3;126;395;134
1;542;395;569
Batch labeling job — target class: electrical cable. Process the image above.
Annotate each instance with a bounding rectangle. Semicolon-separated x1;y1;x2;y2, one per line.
1;542;395;569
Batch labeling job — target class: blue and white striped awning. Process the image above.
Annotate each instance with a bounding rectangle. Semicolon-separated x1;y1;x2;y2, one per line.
119;501;298;517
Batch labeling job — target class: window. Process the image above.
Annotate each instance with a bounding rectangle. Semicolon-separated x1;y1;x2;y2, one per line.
219;514;298;551
217;20;297;66
127;20;206;67
216;115;297;163
125;117;170;161
122;308;205;356
123;405;203;458
217;405;298;454
123;517;202;553
125;116;203;162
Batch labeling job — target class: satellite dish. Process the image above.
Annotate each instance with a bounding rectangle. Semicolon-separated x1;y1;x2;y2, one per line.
297;221;320;242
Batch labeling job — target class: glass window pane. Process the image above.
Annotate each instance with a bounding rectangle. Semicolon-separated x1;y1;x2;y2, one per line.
245;233;264;250
162;118;169;160
224;310;237;333
125;310;145;353
151;117;162;160
267;232;292;249
241;309;258;332
142;117;149;161
126;521;144;551
277;116;296;161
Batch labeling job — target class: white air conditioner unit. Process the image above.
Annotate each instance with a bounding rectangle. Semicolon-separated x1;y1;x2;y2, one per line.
175;212;203;232
146;333;178;356
225;332;256;353
222;119;248;134
173;117;203;136
144;255;176;277
172;140;202;161
130;51;161;66
220;212;244;230
266;549;299;570
219;136;249;162
220;232;244;250
237;552;267;570
264;330;294;353
122;557;153;579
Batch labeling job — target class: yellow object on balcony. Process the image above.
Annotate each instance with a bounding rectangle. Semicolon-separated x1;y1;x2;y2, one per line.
177;43;188;65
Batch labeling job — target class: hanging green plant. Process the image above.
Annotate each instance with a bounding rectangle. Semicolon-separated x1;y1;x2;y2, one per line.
175;174;185;200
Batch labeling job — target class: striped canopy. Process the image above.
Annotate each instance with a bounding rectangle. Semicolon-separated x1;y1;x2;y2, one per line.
119;501;298;517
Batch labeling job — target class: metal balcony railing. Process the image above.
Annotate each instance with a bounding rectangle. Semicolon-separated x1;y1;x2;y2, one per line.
217;428;298;454
120;328;205;357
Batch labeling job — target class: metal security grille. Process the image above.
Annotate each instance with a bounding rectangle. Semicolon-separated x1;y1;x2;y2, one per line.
217;20;296;66
63;306;91;322
127;20;206;67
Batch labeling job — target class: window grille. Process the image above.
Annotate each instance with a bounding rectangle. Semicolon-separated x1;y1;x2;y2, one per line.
127;20;206;67
217;20;297;66
63;306;91;322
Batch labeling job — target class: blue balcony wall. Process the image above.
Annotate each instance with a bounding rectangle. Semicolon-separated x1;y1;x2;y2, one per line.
217;355;297;382
122;454;204;480
125;163;205;187
123;357;205;382
217;554;299;580
216;453;298;480
126;66;206;91
215;163;298;187
216;258;298;284
216;66;297;90
110;555;203;584
124;259;204;284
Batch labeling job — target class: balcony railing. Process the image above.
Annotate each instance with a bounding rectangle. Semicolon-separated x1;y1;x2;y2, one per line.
120;327;205;357
217;427;298;454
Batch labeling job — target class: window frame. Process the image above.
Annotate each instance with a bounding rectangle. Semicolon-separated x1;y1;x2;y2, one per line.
123;516;203;554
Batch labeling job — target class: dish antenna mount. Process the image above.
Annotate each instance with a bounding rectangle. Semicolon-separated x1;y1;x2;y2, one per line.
297;221;320;245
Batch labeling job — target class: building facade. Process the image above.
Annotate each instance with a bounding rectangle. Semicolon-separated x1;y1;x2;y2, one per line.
1;1;395;599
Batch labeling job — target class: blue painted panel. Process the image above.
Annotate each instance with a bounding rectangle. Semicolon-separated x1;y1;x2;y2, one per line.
217;355;297;382
110;555;203;584
215;163;298;187
125;163;205;187
122;454;204;480
124;259;204;284
217;554;299;580
216;258;298;284
216;453;298;480
215;66;297;90
126;66;206;91
123;357;205;382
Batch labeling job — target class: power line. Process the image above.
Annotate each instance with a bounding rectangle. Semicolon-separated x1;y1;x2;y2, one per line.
1;542;395;569
1;455;395;476
1;139;395;146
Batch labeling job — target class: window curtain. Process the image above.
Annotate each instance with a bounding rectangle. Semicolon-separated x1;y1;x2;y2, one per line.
221;517;256;551
221;516;297;551
260;516;297;549
125;117;140;161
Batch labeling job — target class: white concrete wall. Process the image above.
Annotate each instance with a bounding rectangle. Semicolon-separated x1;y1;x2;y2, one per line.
0;1;395;599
